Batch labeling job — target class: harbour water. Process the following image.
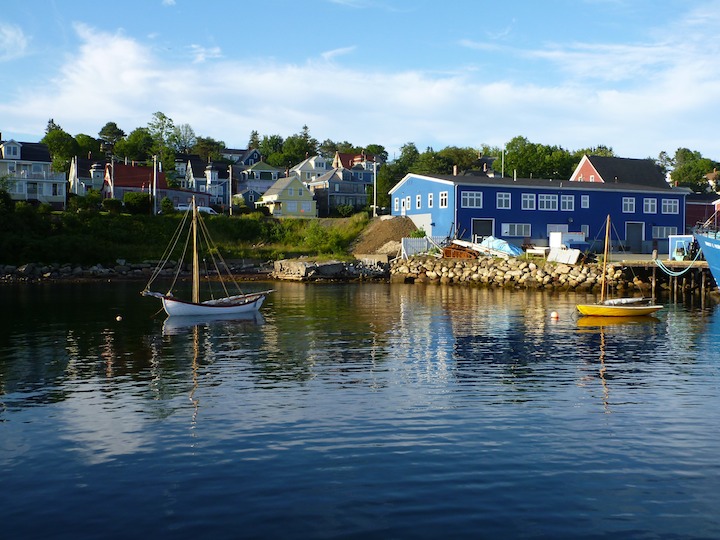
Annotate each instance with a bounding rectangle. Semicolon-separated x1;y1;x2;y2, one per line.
1;281;719;539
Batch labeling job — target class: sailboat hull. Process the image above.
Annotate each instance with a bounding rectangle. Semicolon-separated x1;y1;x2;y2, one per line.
161;294;267;317
576;303;663;316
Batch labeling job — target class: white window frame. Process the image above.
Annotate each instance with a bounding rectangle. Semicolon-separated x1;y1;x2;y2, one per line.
461;191;483;208
622;197;635;213
652;226;677;239
496;192;511;209
405;196;411;211
643;198;657;214
416;194;422;209
538;194;558;211
501;223;531;237
581;195;589;209
394;197;399;212
662;199;679;214
521;193;536;210
560;194;574;211
428;193;433;208
439;191;448;208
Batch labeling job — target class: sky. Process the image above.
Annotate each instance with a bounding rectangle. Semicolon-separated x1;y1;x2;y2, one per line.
1;0;719;161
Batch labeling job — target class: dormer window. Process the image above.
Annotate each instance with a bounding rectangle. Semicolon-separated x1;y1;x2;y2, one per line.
4;144;20;158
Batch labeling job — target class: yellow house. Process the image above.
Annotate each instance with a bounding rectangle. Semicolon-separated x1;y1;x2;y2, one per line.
256;175;317;218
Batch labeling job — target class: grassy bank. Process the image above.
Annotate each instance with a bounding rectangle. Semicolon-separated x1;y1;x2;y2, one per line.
0;207;370;266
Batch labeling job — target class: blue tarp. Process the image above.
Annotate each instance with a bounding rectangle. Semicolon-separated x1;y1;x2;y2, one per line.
479;236;524;257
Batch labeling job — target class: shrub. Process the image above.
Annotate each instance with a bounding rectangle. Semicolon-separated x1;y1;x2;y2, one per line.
123;192;152;214
102;198;123;214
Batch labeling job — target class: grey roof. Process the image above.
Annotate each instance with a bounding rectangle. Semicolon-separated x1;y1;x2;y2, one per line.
262;176;298;198
585;155;667;188
1;140;52;162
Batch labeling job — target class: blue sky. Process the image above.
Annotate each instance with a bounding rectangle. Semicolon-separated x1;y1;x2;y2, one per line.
1;0;719;161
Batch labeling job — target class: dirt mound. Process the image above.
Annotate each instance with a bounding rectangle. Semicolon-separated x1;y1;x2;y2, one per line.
352;216;418;255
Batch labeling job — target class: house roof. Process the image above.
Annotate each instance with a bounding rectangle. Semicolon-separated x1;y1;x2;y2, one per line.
333;151;376;169
1;140;52;162
108;163;168;188
310;168;353;185
261;176;300;198
576;155;668;188
245;161;284;172
390;172;690;196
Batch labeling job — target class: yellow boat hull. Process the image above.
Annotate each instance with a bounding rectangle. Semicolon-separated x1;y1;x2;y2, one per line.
576;304;663;317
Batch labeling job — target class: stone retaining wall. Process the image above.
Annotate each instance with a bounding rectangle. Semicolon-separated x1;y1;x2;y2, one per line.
390;255;661;293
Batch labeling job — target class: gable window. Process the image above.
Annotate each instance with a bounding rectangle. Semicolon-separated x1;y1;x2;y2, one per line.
622;197;635;213
439;191;448;208
288;187;294;196
5;145;19;158
662;199;679;214
416;194;422;209
643;198;657;214
560;194;574;211
538;194;558;210
428;193;434;208
521;193;536;210
581;195;589;208
461;191;483;208
589;174;595;182
496;192;511;209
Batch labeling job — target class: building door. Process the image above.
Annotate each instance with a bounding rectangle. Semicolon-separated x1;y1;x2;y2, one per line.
626;222;644;252
471;218;494;242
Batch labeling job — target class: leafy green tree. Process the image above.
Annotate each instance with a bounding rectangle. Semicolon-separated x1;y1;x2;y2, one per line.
395;142;420;172
258;134;284;160
114;128;154;162
123;192;152;214
410;147;453;175
41;128;79;172
168;123;197;154
147;112;175;146
192;136;226;162
98;122;126;146
248;130;261;150
45;118;63;134
102;198;123;214
365;144;388;163
318;138;339;159
75;134;101;160
437;146;480;172
160;197;175;214
671;157;718;192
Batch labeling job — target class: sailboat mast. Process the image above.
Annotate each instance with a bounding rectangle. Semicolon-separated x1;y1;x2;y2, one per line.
192;197;200;304
600;214;611;303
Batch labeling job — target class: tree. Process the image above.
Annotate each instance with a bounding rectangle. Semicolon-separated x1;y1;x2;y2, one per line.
437;146;479;172
41;128;79;172
75;134;101;160
365;144;389;163
395;142;420;172
114;128;154;162
258;135;284;162
98;122;126;146
248;130;261;150
410;147;453;175
147;112;175;146
318;138;339;159
45;118;63;134
168;123;197;154
192;136;225;162
671;157;718;192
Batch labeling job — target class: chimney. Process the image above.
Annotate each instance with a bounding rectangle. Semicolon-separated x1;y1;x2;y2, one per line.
453;164;458;176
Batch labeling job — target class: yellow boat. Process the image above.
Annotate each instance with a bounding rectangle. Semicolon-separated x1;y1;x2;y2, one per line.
576;215;663;317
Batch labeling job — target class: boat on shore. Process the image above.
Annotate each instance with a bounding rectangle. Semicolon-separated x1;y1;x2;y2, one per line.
693;213;720;292
142;197;273;317
576;215;663;317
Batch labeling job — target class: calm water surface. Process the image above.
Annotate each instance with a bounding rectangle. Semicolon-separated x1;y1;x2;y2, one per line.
1;281;719;539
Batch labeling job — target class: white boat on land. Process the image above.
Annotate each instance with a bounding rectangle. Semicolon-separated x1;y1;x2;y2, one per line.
142;197;273;317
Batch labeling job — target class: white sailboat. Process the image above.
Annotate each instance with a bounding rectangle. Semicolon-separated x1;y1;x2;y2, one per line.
142;197;273;317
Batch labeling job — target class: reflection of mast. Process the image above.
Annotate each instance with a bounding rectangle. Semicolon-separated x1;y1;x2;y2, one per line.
599;327;610;413
189;325;200;428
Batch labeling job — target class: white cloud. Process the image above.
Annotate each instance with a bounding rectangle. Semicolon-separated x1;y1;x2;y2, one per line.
320;46;356;62
162;0;176;6
3;8;720;161
189;44;222;63
0;23;28;62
